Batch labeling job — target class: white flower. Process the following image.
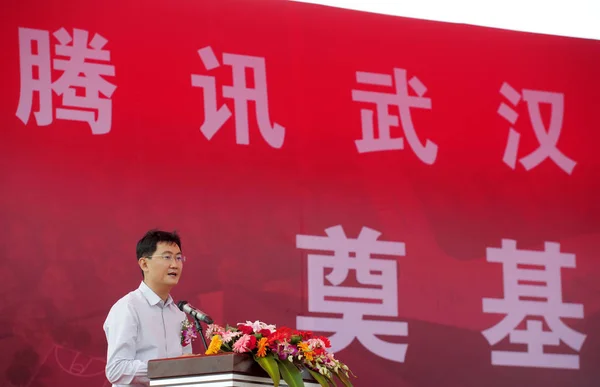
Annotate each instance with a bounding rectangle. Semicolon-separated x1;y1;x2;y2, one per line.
205;324;225;340
244;320;277;333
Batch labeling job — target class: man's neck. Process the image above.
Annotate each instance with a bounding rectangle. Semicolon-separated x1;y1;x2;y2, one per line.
144;280;171;302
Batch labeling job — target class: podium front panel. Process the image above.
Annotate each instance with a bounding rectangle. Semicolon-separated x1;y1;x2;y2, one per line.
148;353;319;387
150;372;320;387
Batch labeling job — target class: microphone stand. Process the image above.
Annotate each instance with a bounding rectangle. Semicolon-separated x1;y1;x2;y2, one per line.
194;317;209;351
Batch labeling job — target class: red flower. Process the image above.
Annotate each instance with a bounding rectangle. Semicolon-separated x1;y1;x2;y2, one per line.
318;336;331;348
237;324;254;335
291;329;311;338
300;330;313;340
247;335;257;350
268;327;292;345
259;329;272;338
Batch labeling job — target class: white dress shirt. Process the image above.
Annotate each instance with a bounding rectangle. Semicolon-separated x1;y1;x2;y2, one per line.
103;281;193;387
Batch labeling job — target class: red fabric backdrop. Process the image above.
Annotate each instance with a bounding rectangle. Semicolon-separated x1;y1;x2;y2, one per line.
1;0;599;386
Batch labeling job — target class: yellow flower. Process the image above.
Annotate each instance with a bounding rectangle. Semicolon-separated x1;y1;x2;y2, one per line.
205;335;223;355
304;351;314;361
256;337;269;357
298;342;314;361
298;342;310;352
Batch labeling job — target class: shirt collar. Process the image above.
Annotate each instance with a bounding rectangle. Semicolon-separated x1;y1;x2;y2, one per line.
139;281;174;307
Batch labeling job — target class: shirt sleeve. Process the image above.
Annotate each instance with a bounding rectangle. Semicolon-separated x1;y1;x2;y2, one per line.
104;300;150;385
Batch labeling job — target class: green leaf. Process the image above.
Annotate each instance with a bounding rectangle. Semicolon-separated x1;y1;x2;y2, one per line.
254;354;280;387
307;369;331;387
276;359;305;387
334;370;353;387
290;335;302;345
324;373;337;386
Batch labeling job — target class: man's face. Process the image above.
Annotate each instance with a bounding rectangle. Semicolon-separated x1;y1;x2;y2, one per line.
140;242;183;289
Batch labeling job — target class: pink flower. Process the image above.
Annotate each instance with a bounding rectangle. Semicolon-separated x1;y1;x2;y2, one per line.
181;319;197;346
233;334;257;353
220;330;242;344
205;324;225;340
182;326;197;346
308;337;329;349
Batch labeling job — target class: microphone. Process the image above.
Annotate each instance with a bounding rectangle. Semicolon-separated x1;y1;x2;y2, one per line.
177;301;214;324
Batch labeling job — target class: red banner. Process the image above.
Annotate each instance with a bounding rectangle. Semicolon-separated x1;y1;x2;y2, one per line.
1;0;599;386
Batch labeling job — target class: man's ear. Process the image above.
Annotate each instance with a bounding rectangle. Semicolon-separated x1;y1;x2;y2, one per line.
138;258;149;274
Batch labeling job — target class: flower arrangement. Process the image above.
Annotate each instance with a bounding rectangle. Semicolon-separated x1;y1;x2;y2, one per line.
180;318;197;347
204;320;354;387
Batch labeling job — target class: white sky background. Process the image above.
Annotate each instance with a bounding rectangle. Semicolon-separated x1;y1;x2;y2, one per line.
290;0;600;41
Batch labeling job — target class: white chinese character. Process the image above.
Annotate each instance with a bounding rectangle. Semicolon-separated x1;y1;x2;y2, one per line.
351;68;437;164
296;225;408;362
482;239;586;369
498;82;576;174
16;27;116;135
191;46;285;148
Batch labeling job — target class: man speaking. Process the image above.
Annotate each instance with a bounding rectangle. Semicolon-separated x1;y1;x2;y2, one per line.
103;230;194;386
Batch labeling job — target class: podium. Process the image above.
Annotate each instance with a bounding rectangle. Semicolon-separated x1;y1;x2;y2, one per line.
148;353;320;386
